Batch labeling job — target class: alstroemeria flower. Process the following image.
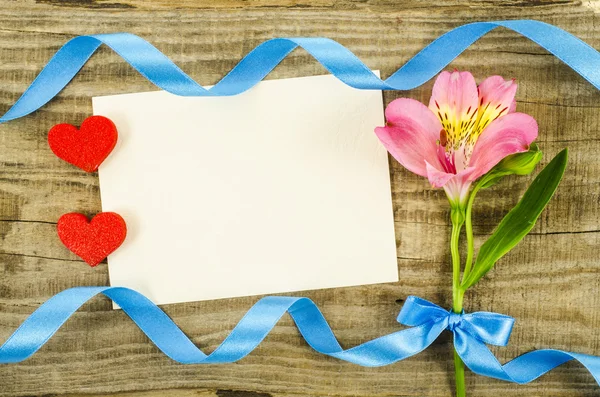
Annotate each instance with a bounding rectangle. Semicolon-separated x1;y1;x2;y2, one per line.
375;71;538;207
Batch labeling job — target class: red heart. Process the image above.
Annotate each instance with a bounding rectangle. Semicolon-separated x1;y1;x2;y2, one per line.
48;115;118;172
57;212;127;267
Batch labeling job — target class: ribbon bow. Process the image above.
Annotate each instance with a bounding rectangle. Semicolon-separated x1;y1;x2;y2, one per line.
398;295;514;350
398;296;600;384
1;287;600;387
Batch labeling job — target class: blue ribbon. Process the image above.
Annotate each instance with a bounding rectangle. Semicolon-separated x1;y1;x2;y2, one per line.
2;19;600;387
2;20;600;123
1;287;599;386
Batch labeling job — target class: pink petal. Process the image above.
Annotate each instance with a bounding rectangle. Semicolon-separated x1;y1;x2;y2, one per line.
425;161;455;188
429;71;478;115
426;165;479;204
428;71;479;148
436;144;456;174
376;98;443;177
468;112;538;181
478;75;518;117
443;167;478;205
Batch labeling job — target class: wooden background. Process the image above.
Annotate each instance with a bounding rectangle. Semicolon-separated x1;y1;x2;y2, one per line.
0;0;599;396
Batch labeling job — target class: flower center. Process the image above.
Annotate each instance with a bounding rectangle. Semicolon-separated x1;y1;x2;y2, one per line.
434;99;509;170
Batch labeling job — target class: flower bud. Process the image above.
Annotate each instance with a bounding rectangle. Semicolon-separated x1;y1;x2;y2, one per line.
494;143;542;175
479;144;542;189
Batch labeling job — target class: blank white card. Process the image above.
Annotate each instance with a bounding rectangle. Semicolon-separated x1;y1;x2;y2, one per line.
93;73;398;306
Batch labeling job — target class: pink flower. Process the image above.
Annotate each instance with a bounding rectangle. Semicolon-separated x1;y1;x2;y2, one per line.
375;71;538;207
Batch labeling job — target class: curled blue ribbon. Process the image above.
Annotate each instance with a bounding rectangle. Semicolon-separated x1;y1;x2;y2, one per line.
2;19;600;123
1;287;599;386
2;19;600;388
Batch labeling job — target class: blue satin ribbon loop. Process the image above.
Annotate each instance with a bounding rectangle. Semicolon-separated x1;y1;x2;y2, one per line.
2;287;600;387
3;20;600;124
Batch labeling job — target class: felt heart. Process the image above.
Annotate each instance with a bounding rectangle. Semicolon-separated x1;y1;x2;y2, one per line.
48;115;118;172
57;212;127;267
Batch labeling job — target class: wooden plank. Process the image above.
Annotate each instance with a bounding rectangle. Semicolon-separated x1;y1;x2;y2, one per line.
0;1;599;396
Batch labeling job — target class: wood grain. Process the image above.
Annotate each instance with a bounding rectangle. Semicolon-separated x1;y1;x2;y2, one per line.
0;0;600;396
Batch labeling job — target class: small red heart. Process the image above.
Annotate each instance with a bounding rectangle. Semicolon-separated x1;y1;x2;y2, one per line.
57;212;127;267
48;115;118;172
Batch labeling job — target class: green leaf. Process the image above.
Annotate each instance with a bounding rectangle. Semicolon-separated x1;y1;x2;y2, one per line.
478;143;543;189
461;148;568;290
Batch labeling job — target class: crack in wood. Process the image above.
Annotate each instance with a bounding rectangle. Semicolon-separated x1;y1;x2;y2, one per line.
216;390;273;397
35;0;135;9
0;251;87;263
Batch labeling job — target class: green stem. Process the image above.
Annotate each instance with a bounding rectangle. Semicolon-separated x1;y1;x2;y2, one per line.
462;183;481;280
453;349;466;397
450;209;466;397
450;215;463;308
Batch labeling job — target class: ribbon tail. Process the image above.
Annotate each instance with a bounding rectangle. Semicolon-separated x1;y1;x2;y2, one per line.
319;319;446;367
0;287;321;364
0;286;109;362
453;327;514;382
502;350;600;385
454;329;600;385
388;20;600;91
0;37;102;122
1;287;446;366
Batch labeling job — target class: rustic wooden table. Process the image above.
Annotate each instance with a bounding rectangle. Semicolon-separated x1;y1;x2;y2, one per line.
0;1;599;396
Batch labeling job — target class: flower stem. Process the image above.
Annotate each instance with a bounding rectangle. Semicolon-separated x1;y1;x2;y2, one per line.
450;208;466;397
462;184;480;280
450;214;463;308
453;349;466;397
